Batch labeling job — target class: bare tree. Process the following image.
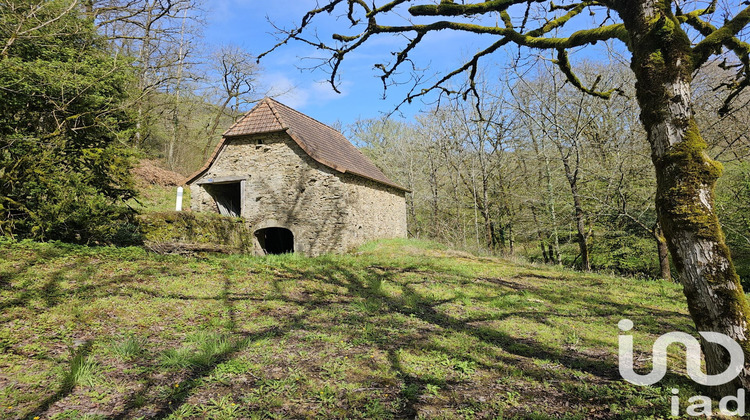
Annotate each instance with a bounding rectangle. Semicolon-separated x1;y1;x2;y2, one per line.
511;63;596;270
87;0;202;149
201;45;263;160
432;91;514;252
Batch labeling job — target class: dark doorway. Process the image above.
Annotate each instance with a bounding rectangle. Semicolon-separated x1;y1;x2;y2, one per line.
205;182;241;217
255;227;294;255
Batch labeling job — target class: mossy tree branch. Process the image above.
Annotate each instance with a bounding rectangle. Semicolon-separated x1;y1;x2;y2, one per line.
674;0;717;20
553;48;622;99
261;1;748;111
678;6;750;116
260;0;628;103
692;5;750;70
354;20;628;50
366;20;626;100
408;0;545;16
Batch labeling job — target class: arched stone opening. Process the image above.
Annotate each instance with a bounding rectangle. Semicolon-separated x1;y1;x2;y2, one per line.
255;227;294;255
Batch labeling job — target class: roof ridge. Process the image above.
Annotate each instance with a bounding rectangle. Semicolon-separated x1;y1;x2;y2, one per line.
187;97;409;192
222;99;284;137
266;97;341;134
261;97;287;130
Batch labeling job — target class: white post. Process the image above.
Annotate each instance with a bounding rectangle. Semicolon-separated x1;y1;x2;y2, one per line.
176;186;184;211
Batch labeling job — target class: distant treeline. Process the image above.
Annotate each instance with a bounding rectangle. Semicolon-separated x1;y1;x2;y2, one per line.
352;62;750;283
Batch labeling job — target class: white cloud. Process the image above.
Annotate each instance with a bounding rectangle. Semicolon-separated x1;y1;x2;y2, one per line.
261;73;308;108
260;72;350;110
311;79;350;101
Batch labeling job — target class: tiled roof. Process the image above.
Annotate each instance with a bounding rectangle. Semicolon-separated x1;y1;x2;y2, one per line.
221;99;283;136
186;98;407;191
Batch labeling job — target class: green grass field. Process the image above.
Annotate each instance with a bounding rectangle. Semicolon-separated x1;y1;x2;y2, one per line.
0;239;708;419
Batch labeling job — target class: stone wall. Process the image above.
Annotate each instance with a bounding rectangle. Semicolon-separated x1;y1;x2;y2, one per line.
138;211;252;254
341;174;407;248
189;131;407;256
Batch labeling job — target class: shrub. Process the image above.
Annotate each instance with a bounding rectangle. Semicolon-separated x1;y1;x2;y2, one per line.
0;2;137;245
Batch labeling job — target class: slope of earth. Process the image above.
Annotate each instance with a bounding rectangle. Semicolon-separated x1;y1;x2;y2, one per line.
0;239;701;419
130;160;189;213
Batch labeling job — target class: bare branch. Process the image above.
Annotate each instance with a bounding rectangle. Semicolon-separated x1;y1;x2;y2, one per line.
257;0;345;61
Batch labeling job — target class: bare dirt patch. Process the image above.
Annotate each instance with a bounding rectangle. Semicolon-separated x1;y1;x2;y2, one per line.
132;159;186;187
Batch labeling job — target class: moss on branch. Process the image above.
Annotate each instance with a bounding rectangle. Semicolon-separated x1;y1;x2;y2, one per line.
554;48;620;99
409;0;540;16
371;20;626;49
692;5;750;70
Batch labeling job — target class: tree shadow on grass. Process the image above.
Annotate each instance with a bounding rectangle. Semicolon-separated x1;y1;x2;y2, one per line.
5;244;697;419
28;341;94;419
281;261;695;417
322;264;623;380
476;274;692;336
110;267;321;420
110;331;258;420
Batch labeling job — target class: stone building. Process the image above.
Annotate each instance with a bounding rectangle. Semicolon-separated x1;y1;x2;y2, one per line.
185;97;408;256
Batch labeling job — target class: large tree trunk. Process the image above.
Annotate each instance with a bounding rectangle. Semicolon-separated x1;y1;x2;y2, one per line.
621;1;750;396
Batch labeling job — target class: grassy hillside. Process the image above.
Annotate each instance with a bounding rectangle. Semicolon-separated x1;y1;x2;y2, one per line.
0;239;703;419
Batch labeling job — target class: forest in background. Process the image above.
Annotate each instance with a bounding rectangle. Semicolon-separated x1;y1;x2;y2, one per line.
352;60;750;283
2;0;750;285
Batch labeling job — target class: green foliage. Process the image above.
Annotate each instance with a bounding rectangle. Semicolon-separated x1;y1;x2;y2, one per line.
586;231;661;277
0;1;138;243
716;161;750;288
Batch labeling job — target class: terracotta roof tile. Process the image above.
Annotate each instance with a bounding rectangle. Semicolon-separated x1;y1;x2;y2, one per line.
222;100;283;136
187;98;407;192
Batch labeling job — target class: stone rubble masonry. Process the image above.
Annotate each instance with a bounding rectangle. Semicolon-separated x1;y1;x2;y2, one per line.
190;132;407;256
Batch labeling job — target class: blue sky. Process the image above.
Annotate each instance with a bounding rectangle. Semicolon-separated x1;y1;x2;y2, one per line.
203;0;526;125
203;0;621;126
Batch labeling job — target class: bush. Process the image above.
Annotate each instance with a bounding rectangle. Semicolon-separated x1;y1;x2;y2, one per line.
0;2;137;245
524;230;661;278
588;231;660;277
0;140;139;244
